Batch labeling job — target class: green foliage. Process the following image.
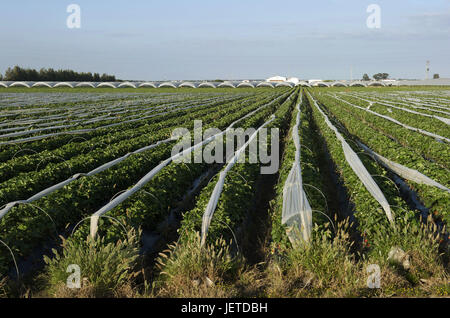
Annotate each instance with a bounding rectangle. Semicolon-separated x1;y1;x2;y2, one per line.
286;220;359;294
3;65;116;82
43;228;141;297
154;231;244;297
373;73;389;80
1;87;448;297
314;93;449;224
0;90;283;272
270;91;330;249
157;231;240;283
178;89;296;245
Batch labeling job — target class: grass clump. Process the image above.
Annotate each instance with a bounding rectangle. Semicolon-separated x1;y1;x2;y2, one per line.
365;216;449;296
0;276;8;298
43;228;141;298
154;231;243;297
266;219;365;297
265;216;449;298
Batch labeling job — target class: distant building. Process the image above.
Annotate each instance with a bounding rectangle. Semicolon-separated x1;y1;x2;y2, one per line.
287;77;299;85
308;79;323;84
266;76;287;82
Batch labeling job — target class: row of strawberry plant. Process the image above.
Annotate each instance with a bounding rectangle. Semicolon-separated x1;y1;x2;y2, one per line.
0;95;244;146
0;94;244;142
0;96;176;129
0;92;261;161
0;93;275;200
33;89;292;283
343;93;450;138
350;92;450;116
321;93;449;168
311;92;449;224
177;90;297;246
0;93;265;182
1;92;225;124
0;90;291;274
306;91;434;261
146;90;296;296
67;89;294;244
270;91;330;251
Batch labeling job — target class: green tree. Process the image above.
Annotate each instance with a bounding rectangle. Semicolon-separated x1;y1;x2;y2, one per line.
1;65;117;82
433;74;439;79
373;73;389;80
93;73;101;82
362;73;370;81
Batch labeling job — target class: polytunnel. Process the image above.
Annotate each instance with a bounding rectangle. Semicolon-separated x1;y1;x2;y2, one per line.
96;82;118;88
237;82;255;88
275;82;294;88
75;82;96;88
54;82;75;88
256;82;274;88
138;82;157;88
10;81;31;88
298;81;311;87
198;82;216;88
158;82;177;88
31;82;53;88
178;82;196;88
349;81;367;87
331;82;347;87
0;82;8;88
368;81;385;87
217;82;235;88
313;82;329;87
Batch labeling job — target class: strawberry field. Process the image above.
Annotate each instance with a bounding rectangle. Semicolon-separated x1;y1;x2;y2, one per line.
0;86;448;298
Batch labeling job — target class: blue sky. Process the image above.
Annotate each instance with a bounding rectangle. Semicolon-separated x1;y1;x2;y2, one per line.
0;0;449;80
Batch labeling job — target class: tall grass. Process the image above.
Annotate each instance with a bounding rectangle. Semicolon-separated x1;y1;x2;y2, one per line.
154;231;243;297
266;219;365;297
0;275;8;298
43;228;141;298
364;214;446;283
265;217;449;297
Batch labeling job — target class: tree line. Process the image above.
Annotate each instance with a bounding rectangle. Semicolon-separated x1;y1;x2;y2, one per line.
362;73;389;81
0;66;118;82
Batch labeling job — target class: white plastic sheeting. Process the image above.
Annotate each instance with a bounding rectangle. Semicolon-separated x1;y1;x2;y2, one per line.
200;115;276;246
1;94;230;124
0;98;231;146
349;94;450;126
398;98;450;111
329;94;450;143
309;93;395;225
387;98;450;115
0;99;202;139
0;95;241;135
1;95;202;127
357;141;450;193
282;96;313;245
0;94;282;221
351;93;450;114
0;95;263;216
0;137;176;220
